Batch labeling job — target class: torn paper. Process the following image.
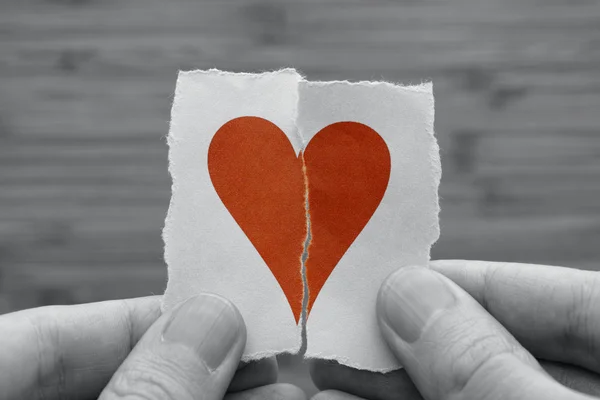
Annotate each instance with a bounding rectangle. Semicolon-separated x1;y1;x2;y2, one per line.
162;69;304;359
299;80;440;372
162;69;440;370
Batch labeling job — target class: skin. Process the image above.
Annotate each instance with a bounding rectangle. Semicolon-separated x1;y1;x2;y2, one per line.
0;294;307;400
2;259;599;399
310;260;600;400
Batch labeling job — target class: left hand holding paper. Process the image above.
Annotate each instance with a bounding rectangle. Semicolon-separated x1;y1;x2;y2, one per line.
311;260;600;400
0;295;306;400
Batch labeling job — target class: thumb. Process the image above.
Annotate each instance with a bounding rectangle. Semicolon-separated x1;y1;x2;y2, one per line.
100;293;246;400
376;266;595;400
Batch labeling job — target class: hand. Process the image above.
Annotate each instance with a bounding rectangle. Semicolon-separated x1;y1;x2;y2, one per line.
0;294;306;400
310;260;600;400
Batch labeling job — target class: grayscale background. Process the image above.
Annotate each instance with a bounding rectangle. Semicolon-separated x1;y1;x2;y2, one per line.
1;0;600;394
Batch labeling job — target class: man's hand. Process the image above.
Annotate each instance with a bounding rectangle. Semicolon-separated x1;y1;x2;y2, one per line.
0;294;306;400
311;260;600;400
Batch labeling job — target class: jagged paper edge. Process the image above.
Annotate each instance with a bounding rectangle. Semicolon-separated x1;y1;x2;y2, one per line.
162;68;305;360
162;70;440;367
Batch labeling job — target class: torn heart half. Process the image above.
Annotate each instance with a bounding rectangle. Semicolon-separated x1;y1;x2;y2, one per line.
208;116;391;323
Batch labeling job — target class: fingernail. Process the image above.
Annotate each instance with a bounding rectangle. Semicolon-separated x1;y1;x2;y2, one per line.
379;267;456;343
162;294;241;371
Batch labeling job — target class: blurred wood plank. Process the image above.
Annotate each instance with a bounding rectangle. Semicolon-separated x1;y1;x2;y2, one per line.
1;0;599;324
1;1;599;393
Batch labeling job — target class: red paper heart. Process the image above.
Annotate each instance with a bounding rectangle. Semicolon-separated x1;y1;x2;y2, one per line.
208;117;390;323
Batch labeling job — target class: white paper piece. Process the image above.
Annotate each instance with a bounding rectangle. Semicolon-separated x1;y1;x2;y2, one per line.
162;69;440;370
299;80;440;372
162;69;304;359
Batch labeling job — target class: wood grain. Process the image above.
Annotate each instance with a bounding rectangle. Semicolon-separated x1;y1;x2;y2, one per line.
1;0;599;391
1;0;599;302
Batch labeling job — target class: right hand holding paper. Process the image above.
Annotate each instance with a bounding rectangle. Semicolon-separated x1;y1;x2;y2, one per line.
162;69;440;372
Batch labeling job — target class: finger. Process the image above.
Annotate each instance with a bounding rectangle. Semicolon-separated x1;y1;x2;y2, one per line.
230;357;278;392
430;260;600;373
311;389;366;400
377;266;595;400
225;383;307;400
0;296;161;400
541;360;600;397
99;293;245;400
309;359;600;400
0;295;270;400
309;359;422;400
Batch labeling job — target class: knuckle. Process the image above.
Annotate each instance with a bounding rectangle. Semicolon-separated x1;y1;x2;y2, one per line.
104;355;197;400
437;316;528;396
480;262;506;310
24;310;66;400
456;353;532;400
565;273;600;358
449;334;504;390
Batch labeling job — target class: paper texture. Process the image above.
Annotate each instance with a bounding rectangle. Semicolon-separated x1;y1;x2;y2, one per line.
162;69;440;370
162;69;304;359
299;80;440;371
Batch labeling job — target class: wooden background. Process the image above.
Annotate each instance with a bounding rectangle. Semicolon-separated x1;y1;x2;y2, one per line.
1;0;600;393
